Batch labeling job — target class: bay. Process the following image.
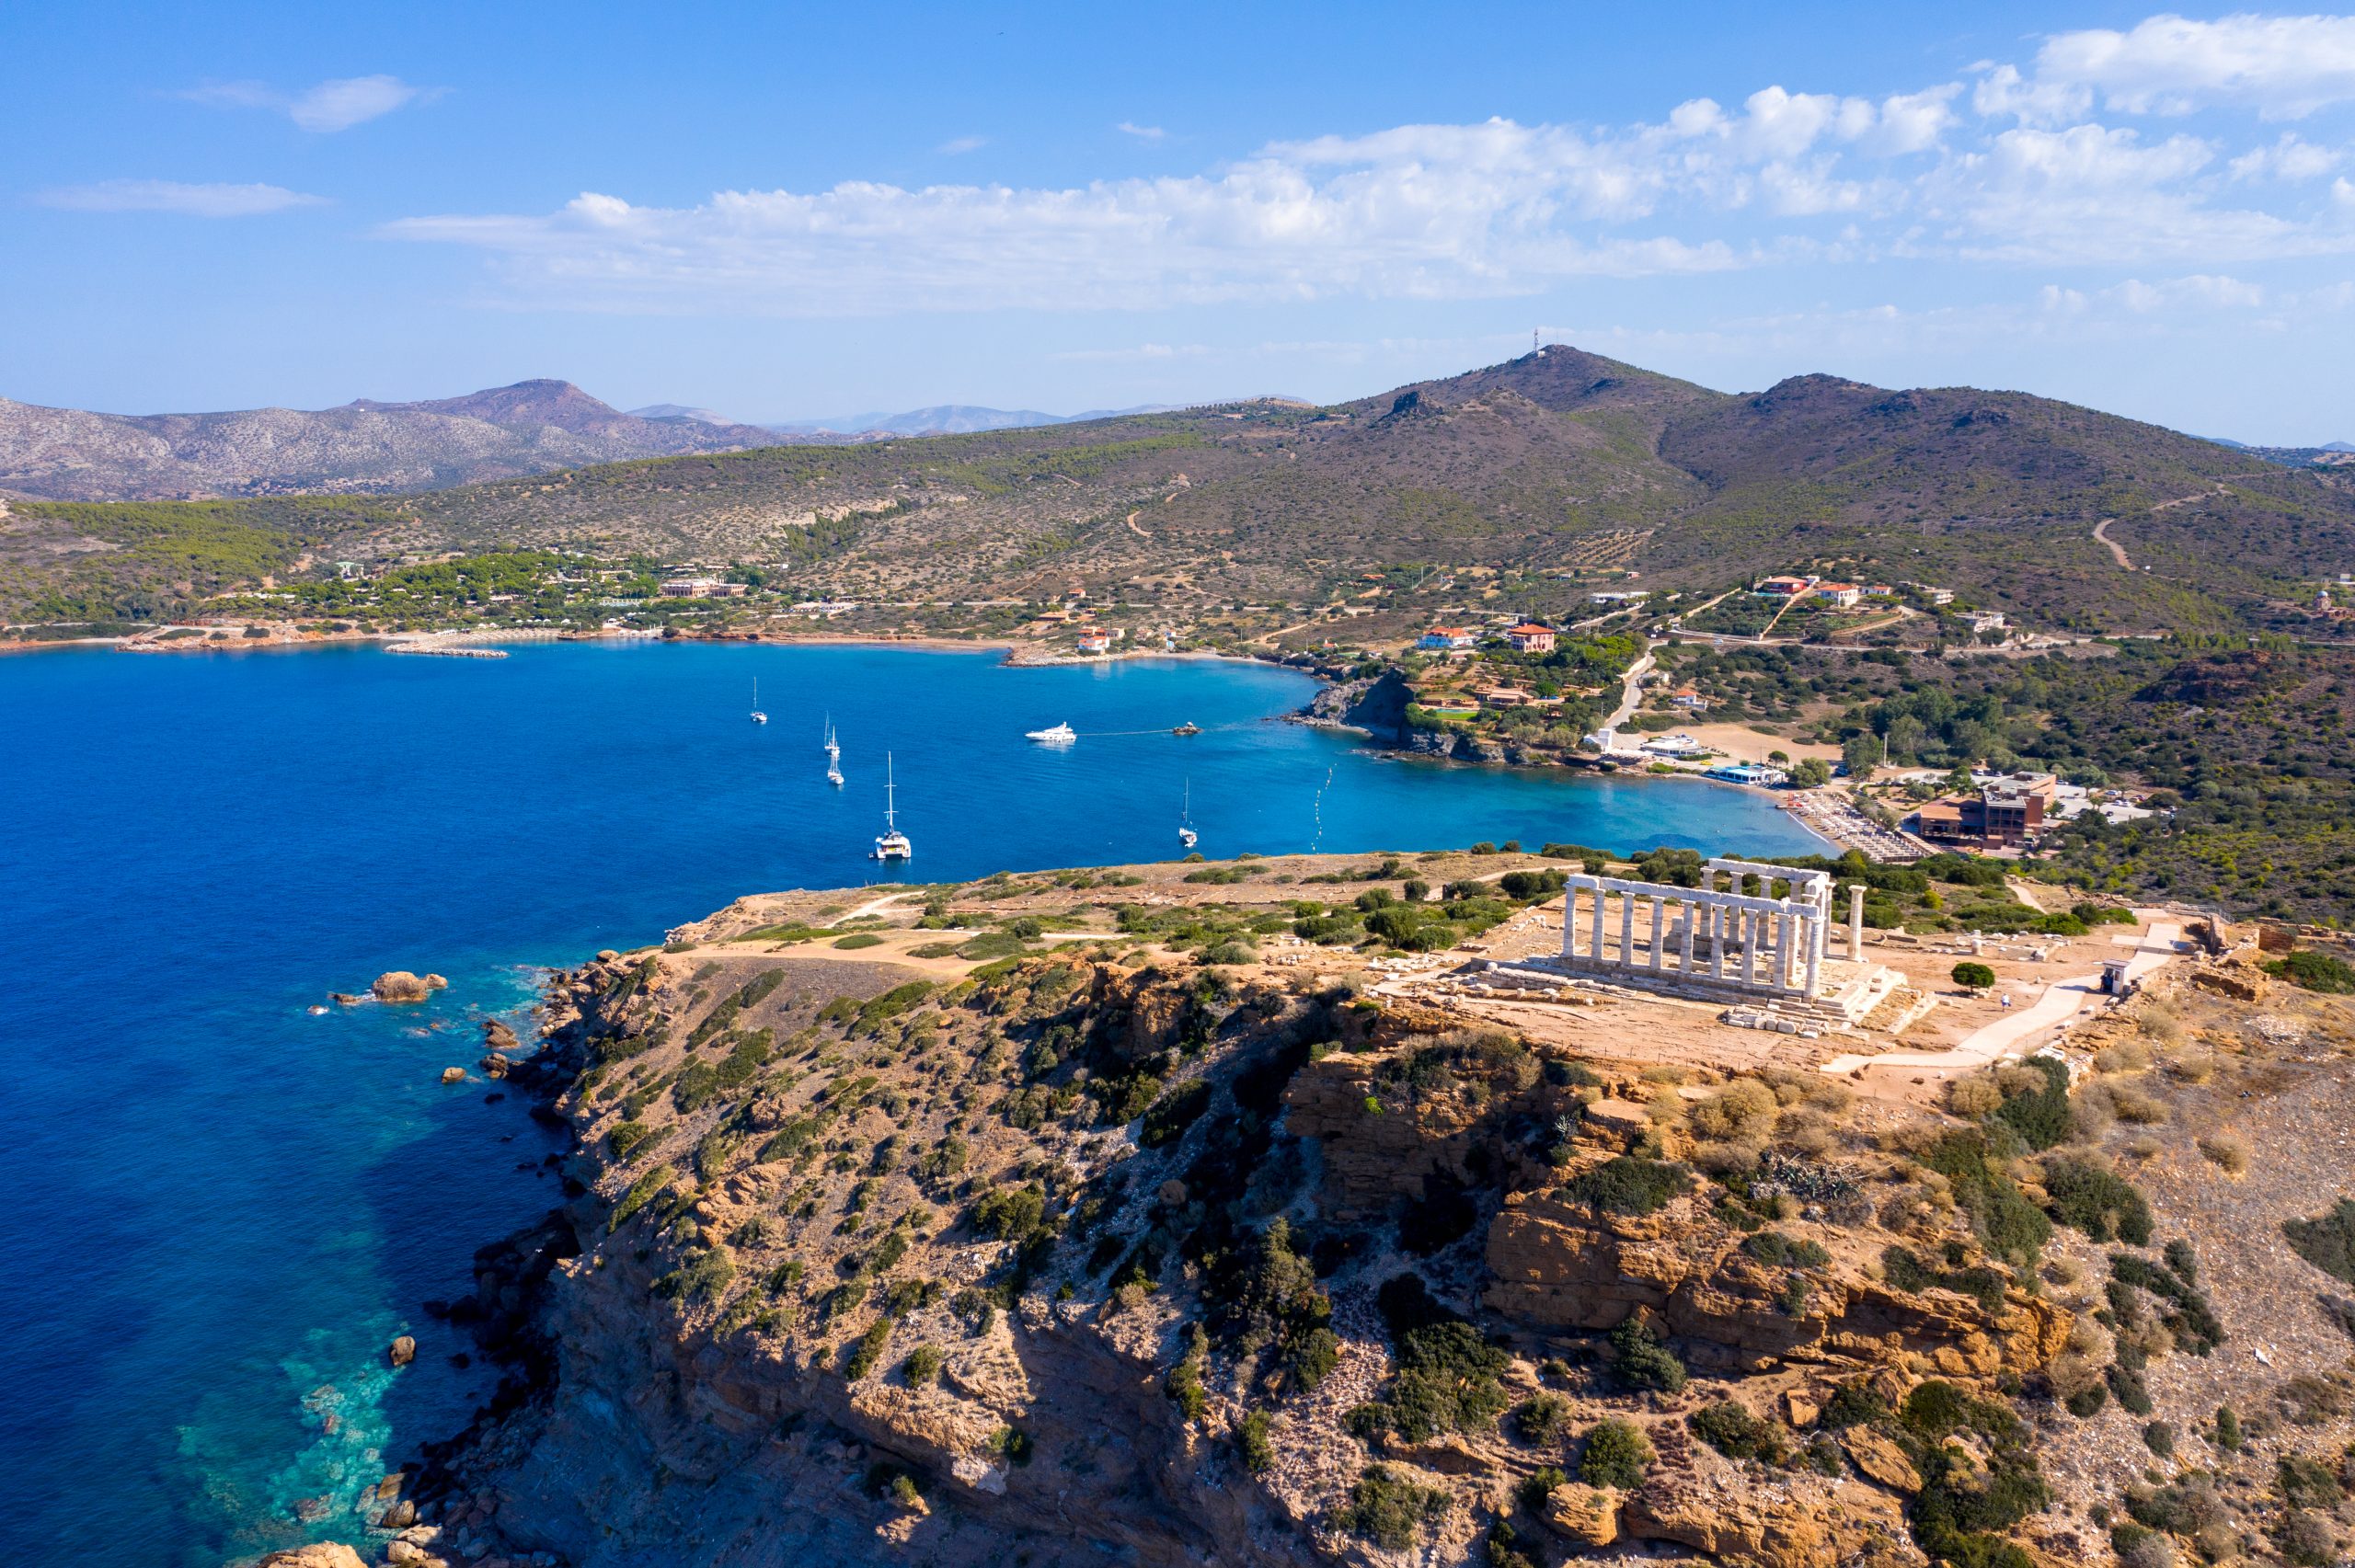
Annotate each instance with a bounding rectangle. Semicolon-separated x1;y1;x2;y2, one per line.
0;640;1819;1568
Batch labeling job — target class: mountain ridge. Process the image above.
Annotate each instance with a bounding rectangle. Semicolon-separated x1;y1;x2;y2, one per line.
0;380;777;501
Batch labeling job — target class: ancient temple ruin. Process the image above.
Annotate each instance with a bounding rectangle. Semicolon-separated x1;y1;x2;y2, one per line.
1551;858;1898;1026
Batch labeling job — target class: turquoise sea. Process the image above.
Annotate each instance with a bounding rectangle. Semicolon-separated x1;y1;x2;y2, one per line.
0;640;1820;1568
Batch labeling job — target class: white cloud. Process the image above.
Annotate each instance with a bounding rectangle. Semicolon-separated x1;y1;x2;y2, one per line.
1115;121;1166;141
2230;133;2345;179
181;74;431;132
937;135;986;155
1052;342;1209;361
2029;13;2355;120
382;40;2355;316
35;179;327;216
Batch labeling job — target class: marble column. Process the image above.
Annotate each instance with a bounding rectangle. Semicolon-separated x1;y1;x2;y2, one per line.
1679;901;1696;972
1648;895;1666;972
1847;884;1866;959
1618;895;1635;967
1708;904;1725;979
1591;887;1606;962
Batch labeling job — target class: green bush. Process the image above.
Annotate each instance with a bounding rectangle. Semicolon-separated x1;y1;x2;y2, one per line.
2268;949;2355;993
1578;1418;1652;1489
1560;1156;1691;1216
1355;1276;1511;1441
1951;961;1996;990
1607;1318;1686;1393
1140;1079;1212;1147
1688;1401;1780;1462
845;1318;892;1379
1512;1393;1571;1447
902;1344;943;1386
1743;1230;1830;1268
2042;1157;2154;1243
1990;1056;2071;1150
972;1183;1047;1241
1237;1410;1274;1472
1336;1465;1450;1550
1514;1466;1566;1512
2283;1198;2355;1284
832;933;885;949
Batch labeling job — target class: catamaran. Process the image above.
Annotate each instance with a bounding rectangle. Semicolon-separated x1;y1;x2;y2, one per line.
1178;778;1198;850
749;679;767;725
1025;721;1077;745
822;715;844;786
870;752;912;861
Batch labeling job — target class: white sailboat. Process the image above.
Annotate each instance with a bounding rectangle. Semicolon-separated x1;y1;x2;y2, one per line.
870;752;912;861
823;714;844;786
1178;778;1198;850
749;679;767;725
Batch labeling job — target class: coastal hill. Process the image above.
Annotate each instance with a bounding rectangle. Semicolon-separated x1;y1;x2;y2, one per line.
341;344;2355;629
8;345;2354;631
376;850;2355;1568
0;380;776;501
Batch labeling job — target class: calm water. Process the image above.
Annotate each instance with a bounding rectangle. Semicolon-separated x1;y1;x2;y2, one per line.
0;641;1817;1568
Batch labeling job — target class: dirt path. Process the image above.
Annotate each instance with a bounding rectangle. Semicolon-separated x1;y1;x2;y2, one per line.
824;891;913;928
2092;518;2133;569
1124;510;1151;541
1821;921;2182;1076
2095;484;2232;570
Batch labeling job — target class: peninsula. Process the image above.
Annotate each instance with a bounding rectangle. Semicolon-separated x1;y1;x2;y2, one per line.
344;843;2355;1568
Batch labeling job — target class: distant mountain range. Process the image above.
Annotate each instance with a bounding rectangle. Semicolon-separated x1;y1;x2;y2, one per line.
762;403;1185;441
0;381;779;501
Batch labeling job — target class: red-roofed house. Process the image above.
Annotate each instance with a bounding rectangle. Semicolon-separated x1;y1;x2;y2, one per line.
1812;581;1862;608
1505;623;1557;652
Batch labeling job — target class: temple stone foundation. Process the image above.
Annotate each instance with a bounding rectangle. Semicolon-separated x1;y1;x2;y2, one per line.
1532;858;1904;1028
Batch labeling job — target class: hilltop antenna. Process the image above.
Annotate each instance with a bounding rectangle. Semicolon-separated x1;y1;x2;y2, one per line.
1533;327;1541;353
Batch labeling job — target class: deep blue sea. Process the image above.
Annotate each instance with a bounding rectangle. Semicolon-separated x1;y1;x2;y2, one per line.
0;640;1819;1568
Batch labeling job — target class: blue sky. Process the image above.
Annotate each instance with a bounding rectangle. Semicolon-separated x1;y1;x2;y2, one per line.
6;3;2354;439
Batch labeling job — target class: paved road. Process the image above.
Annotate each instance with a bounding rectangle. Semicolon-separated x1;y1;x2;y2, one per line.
1821;921;2183;1075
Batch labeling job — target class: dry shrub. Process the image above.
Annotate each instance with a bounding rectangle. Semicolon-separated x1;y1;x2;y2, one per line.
2095;1040;2152;1074
1947;1073;2005;1117
1691;1139;1762;1177
1689;1078;1778;1141
1776;1108;1836;1158
2047;1349;2107;1401
1996;1064;2048;1098
2045;1255;2085;1288
2071;1093;2117;1142
2108;1084;2169;1125
2167;1049;2217;1084
2126;1133;2164;1162
1640;1065;1689;1085
2197;1133;2251;1174
2119;1318;2176;1361
2139;1006;2183;1045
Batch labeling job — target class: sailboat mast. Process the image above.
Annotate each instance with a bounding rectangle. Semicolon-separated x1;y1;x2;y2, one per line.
885;752;896;828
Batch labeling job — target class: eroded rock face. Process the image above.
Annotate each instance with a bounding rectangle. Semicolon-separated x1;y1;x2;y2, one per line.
1483;1188;2068;1376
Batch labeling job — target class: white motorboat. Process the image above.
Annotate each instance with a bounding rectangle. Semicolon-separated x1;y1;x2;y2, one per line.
1026;721;1077;745
870;752;912;861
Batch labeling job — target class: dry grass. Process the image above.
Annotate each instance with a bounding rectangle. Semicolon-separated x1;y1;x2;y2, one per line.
2197;1133;2251;1174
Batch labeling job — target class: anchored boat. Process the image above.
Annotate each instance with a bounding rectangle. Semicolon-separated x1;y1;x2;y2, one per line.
870;752;912;862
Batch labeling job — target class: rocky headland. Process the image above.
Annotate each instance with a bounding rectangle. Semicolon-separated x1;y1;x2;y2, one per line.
332;853;2355;1568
